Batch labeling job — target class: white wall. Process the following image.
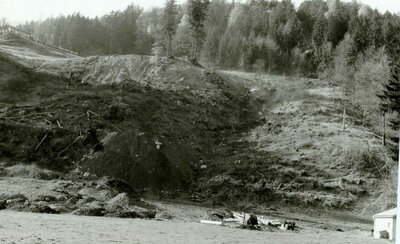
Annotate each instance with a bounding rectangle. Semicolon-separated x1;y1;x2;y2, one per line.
374;217;396;241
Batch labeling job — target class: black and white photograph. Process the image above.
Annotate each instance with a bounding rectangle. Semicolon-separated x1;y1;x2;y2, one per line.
0;0;399;243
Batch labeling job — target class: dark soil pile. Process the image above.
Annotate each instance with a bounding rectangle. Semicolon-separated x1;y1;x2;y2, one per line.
88;131;196;190
0;53;261;192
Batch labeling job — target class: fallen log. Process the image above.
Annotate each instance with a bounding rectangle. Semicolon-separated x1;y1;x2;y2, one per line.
35;134;48;151
57;120;63;128
58;135;84;156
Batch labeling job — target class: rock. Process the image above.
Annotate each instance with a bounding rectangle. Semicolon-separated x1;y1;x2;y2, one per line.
29;202;60;214
83;172;90;177
117;210;142;218
0;200;6;210
118;209;156;219
47;204;71;214
139;210;158;219
73;201;105;216
55;195;68;202
78;187;117;202
97;177;137;197
106;193;130;211
6;194;28;205
75;197;96;208
35;195;57;202
157;212;173;220
65;196;79;207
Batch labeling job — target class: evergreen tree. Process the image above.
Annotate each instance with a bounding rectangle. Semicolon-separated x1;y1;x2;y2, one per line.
162;0;178;58
379;63;400;127
187;0;210;60
311;12;327;67
378;61;400;157
325;0;348;47
242;36;259;71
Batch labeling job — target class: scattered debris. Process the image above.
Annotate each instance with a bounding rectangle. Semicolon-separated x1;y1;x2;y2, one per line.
281;221;296;231
209;209;233;221
201;210;298;232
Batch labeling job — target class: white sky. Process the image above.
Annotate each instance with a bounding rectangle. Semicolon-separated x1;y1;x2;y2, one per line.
0;0;399;25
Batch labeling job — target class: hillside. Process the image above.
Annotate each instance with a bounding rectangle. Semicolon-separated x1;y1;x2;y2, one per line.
0;32;78;61
0;35;394;218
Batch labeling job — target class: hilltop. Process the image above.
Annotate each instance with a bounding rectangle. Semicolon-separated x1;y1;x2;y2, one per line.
0;34;394;219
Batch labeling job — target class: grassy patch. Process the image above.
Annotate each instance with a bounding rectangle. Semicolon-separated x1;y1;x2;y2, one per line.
5;164;60;180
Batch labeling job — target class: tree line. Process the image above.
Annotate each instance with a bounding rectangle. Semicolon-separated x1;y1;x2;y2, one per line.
19;5;152;55
17;1;400;74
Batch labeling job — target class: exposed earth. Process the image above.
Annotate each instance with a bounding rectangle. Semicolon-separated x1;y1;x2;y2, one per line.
0;30;394;243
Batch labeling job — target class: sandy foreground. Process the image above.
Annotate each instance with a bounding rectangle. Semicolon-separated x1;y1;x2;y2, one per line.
0;210;387;244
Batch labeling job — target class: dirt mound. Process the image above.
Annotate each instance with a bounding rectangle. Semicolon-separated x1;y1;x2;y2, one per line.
87;131;195;190
0;49;260;193
29;55;246;97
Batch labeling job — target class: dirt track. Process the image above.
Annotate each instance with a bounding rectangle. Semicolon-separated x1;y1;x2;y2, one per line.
0;211;385;244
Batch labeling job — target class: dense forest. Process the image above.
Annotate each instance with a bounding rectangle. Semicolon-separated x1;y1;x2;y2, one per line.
15;0;400;152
